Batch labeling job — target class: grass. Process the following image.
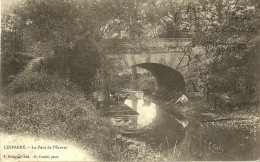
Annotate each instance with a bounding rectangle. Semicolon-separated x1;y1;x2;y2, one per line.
3;71;79;95
1;71;121;160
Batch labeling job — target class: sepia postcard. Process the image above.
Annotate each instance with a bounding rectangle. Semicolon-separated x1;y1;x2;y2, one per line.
0;0;259;161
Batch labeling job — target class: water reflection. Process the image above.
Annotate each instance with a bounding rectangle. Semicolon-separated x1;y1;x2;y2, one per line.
109;93;260;160
109;95;186;150
124;99;156;128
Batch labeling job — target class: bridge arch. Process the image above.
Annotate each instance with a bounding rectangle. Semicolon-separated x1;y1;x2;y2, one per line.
131;63;186;98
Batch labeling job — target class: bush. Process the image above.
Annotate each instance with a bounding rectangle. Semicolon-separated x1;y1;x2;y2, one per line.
33;47;100;94
108;74;132;90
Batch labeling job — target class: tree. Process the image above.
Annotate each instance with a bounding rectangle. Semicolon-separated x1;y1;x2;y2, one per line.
1;5;33;86
1;0;99;93
171;0;260;110
1;0;148;93
134;0;259;110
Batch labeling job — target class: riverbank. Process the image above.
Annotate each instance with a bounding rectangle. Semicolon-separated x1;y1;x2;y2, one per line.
164;98;260;161
0;70;170;161
102;93;259;161
1;84;259;161
0;70;122;160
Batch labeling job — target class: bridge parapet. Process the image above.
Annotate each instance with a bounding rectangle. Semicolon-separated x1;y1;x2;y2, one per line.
105;38;194;54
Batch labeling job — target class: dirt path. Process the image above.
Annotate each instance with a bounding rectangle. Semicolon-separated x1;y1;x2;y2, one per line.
24;57;43;72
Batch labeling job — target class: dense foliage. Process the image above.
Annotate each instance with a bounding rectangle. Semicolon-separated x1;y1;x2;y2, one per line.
32;47;100;93
141;0;259;111
1;0;149;93
1;0;259;111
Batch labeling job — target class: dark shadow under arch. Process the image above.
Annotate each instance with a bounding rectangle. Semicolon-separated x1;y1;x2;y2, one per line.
133;63;186;97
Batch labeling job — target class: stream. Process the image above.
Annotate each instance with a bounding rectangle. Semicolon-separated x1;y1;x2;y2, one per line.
108;92;260;160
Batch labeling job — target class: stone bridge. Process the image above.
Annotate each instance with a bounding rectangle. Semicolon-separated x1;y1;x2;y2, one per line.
104;38;205;96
